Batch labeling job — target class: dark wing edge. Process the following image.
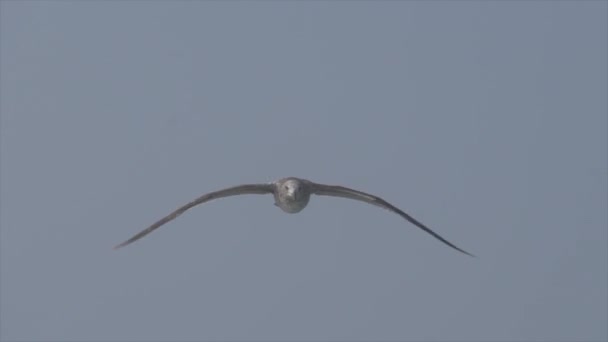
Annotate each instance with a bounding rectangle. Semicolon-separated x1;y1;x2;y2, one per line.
310;183;475;257
113;183;275;250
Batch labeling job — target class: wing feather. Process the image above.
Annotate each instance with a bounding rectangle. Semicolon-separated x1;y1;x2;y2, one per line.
113;183;274;249
310;182;474;257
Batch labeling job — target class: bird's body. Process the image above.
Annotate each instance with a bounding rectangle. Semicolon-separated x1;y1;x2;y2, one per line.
114;177;474;256
273;177;312;213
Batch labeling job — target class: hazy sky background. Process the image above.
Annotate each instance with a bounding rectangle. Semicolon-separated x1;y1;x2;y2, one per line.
1;2;606;341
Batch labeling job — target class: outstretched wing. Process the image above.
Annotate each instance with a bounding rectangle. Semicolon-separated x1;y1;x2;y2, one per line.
113;183;275;249
310;182;474;257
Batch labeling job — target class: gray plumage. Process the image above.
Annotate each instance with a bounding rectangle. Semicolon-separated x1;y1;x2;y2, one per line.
113;177;474;256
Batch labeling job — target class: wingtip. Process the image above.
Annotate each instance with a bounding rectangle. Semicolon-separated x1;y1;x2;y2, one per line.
112;243;125;250
463;250;477;258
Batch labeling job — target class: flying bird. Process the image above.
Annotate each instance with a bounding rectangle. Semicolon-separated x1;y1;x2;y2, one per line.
113;177;474;256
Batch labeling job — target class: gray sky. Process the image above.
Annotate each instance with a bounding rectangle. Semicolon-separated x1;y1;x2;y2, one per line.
1;2;606;341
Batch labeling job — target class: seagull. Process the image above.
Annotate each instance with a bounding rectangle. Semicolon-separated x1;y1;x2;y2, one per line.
113;177;474;256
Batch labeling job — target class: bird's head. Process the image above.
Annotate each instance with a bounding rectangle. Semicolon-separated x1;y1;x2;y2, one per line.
282;179;302;200
274;177;311;213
